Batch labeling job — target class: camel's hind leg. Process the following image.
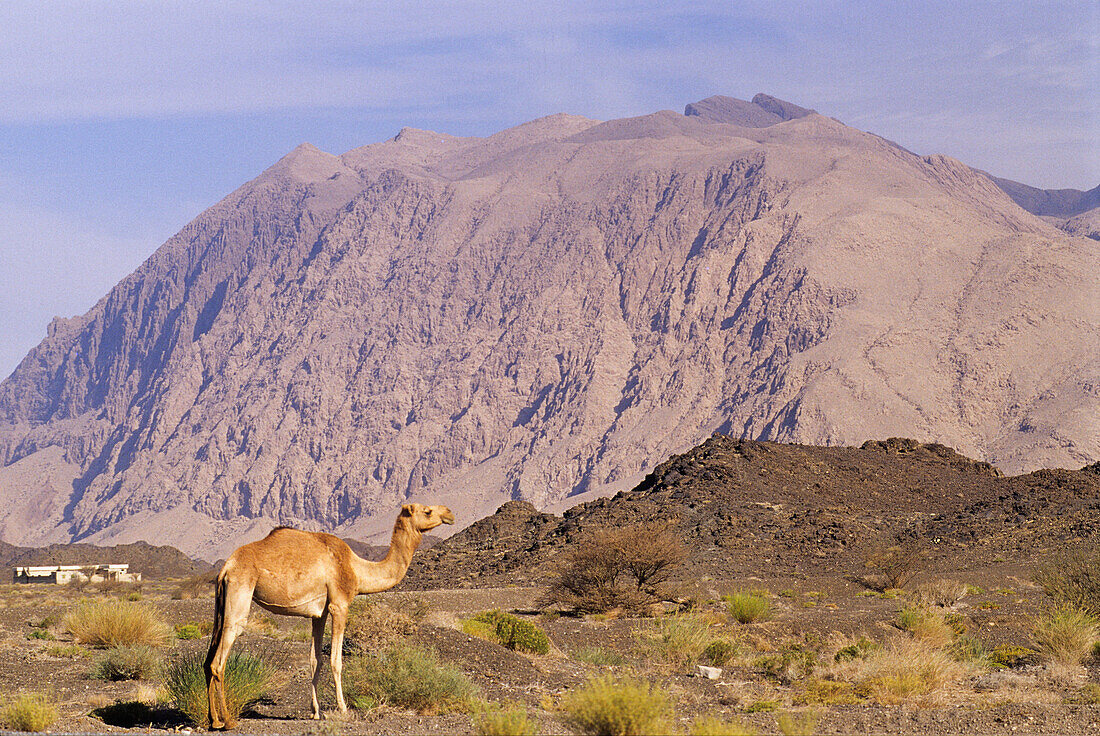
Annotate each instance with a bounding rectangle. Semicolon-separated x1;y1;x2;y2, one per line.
309;611;329;719
205;572;253;729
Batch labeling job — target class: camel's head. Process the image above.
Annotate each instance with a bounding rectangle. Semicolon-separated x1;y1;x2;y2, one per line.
400;503;456;532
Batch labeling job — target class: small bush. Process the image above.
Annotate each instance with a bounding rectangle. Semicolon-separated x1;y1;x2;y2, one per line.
742;700;779;713
343;642;477;715
1034;545;1100;615
474;702;538;736
90;645;162;681
847;638;976;705
860;540;923;592
777;710;819;736
46;644;91;659
1;693;58;732
64;599;171;647
798;678;860;705
174;623;202;640
1070;683;1100;705
1032;607;1100;665
469;611;550;655
725;591;771;624
755;644;816;684
560;675;673;736
165;648;277;726
688;715;757;735
834;638;878;663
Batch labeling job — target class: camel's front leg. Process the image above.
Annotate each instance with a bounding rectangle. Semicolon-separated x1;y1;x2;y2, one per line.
309;612;328;720
330;606;348;713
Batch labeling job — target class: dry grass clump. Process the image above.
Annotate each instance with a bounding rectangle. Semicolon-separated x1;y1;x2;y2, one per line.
473;702;538;736
344;600;416;653
894;607;954;648
343;641;477;714
0;693;58;732
165;648;278;727
560;674;673;736
1031;607;1100;665
688;715;757;735
540;522;686;614
859;539;924;592
90;644;163;681
910;578;969;608
634;612;715;668
1033;545;1100;615
838;638;977;705
64;599;171;647
725;591;771;624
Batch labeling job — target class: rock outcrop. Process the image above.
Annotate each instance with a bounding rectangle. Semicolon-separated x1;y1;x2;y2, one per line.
0;95;1096;559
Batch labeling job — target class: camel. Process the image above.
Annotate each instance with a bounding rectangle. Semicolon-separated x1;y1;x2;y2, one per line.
204;503;454;729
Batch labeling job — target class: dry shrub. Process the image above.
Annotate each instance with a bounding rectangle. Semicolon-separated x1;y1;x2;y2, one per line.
0;693;58;732
859;539;924;592
171;571;216;600
165;647;278;727
910;578;969;608
1032;607;1100;665
64;599;171;647
560;675;673;736
345;600;416;653
540;522;686;614
840;638;977;705
1034;546;1100;615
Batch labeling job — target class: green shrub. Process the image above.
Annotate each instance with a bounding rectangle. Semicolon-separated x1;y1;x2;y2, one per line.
0;693;58;732
894;607;952;648
688;715;757;735
174;623;202;640
25;629;51;641
1070;683;1100;705
63;599;171;647
725;591;771;624
755;644;816;684
1034;546;1100;615
743;700;779;713
1032;607;1100;665
702;638;741;666
834;638;878;663
560;675;673;736
90;645;162;681
469;611;550;655
988;645;1040;669
474;702;538;736
777;710;820;736
343;642;477;715
165;648;277;726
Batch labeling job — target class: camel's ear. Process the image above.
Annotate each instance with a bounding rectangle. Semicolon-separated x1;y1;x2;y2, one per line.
400;504;414;516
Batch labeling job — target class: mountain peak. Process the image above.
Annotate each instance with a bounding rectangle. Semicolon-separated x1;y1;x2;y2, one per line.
684;93;815;127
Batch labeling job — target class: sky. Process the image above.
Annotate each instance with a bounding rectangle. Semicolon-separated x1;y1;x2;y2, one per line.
0;0;1097;379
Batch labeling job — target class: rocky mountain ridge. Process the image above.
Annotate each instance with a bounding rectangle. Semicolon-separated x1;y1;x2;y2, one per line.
0;94;1095;559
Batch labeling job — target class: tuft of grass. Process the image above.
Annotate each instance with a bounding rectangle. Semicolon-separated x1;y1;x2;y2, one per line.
688;715;757;735
910;578;969;608
165;648;277;727
63;599;171;647
1032;607;1100;666
742;700;779;713
473;702;538;736
1070;683;1100;705
725;591;771;624
1;693;58;732
90;644;162;681
754;644;817;684
845;638;976;705
834;637;878;663
466;610;550;655
988;645;1040;669
1033;545;1100;615
46;644;92;659
343;641;477;715
174;623;202;640
777;710;820;736
560;675;673;736
702;638;741;666
573;646;626;666
634;613;714;668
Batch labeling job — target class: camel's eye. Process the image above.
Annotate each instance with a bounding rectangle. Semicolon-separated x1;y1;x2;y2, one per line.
425;509;433;516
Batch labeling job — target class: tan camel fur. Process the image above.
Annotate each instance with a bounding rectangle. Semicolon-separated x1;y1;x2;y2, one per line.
204;503;454;729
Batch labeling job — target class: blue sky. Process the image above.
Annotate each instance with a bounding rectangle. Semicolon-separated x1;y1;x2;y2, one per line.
0;0;1097;378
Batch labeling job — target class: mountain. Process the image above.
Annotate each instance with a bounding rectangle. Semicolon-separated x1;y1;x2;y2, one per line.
985;175;1100;240
0;95;1096;560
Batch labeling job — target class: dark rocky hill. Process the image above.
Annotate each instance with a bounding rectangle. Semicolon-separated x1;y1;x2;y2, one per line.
401;436;1100;589
0;540;205;579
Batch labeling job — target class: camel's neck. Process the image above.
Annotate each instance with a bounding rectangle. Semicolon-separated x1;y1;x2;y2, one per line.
353;519;422;595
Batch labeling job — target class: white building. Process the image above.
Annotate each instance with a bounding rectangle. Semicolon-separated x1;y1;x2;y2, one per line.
12;563;141;585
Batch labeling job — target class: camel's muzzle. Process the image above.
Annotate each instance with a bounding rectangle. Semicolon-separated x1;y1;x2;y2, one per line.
440;508;456;525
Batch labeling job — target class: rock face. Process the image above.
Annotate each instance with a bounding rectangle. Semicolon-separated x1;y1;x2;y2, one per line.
0;95;1096;559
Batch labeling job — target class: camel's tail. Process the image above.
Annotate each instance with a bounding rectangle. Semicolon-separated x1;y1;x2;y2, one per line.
204;568;228;672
